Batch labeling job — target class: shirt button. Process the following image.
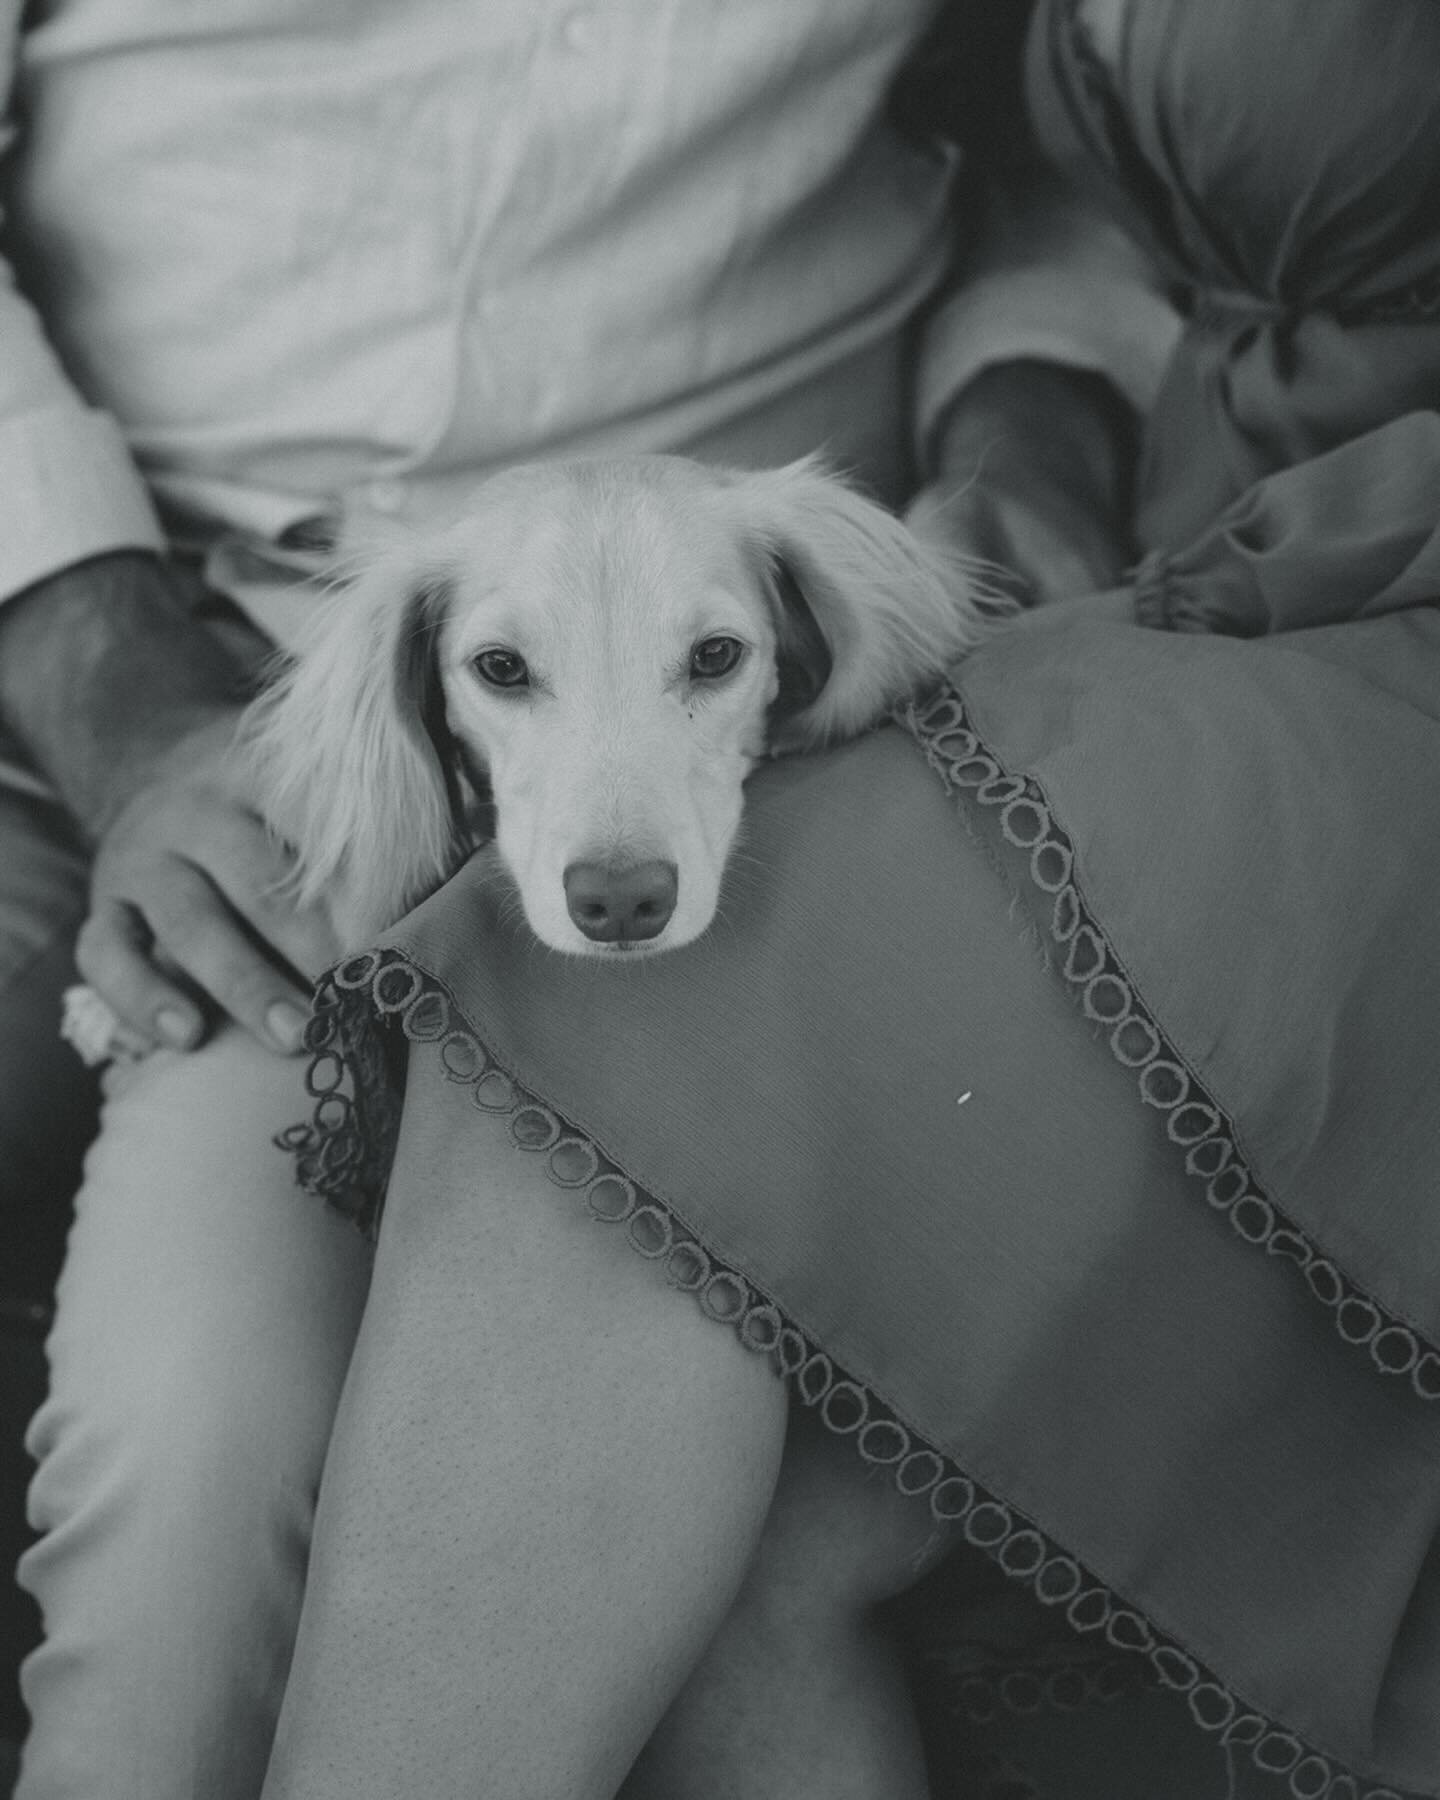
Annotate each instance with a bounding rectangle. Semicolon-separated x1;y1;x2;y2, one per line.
366;478;407;514
560;7;594;50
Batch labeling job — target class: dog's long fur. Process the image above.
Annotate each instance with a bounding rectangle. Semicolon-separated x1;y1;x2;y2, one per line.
244;454;998;954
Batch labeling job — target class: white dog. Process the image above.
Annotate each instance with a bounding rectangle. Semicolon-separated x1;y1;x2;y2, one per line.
246;454;995;956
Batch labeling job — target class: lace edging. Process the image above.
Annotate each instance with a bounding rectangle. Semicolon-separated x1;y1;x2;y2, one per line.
281;947;1419;1800
923;1641;1157;1725
900;684;1440;1407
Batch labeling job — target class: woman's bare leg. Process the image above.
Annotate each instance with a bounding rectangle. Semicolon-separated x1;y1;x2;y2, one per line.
261;1059;788;1800
621;1405;956;1800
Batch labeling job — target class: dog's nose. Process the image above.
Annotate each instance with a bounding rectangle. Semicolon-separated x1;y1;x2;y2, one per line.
564;859;679;944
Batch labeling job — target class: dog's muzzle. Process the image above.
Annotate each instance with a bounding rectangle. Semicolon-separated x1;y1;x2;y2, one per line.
563;859;679;947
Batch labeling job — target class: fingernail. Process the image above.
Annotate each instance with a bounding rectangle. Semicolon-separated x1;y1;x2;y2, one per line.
155;1007;199;1048
267;1001;309;1053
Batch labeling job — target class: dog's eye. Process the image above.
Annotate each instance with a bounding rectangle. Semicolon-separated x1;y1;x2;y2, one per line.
472;648;530;690
689;636;744;681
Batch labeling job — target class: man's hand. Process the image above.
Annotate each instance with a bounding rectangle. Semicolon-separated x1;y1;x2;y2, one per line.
0;552;341;1053
78;712;342;1052
909;359;1139;608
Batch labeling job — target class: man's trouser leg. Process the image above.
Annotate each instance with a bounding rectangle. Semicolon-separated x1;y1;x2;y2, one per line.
15;1025;372;1800
0;769;373;1800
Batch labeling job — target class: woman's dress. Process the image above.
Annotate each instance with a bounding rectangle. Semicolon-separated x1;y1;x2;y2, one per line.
285;3;1440;1794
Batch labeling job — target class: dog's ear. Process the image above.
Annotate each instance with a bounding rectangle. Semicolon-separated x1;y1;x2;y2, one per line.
767;557;835;724
242;544;468;943
735;456;998;753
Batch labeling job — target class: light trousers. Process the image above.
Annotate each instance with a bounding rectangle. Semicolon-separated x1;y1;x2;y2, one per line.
14;1030;371;1800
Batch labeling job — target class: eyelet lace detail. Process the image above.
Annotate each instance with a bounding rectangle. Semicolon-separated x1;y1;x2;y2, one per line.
281;948;1421;1800
902;685;1440;1408
921;1639;1157;1726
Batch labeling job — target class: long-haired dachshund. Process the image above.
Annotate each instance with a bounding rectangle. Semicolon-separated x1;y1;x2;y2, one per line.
246;454;996;955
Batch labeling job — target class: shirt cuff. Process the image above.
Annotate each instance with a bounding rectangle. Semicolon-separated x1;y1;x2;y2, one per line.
915;237;1183;471
0;404;165;603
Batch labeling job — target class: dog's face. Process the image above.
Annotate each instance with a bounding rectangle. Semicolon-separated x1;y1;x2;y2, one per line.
247;454;989;955
432;462;785;953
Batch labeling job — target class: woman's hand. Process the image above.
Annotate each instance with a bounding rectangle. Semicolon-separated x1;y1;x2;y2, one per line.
909;358;1139;608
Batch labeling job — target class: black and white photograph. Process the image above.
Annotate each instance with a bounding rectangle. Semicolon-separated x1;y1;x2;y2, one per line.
1;2;1438;1795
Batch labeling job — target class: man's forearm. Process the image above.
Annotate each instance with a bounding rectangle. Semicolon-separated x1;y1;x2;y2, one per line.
0;551;249;839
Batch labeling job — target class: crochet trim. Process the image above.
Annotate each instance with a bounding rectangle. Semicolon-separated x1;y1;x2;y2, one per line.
901;685;1440;1406
925;1641;1157;1726
283;947;1418;1800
